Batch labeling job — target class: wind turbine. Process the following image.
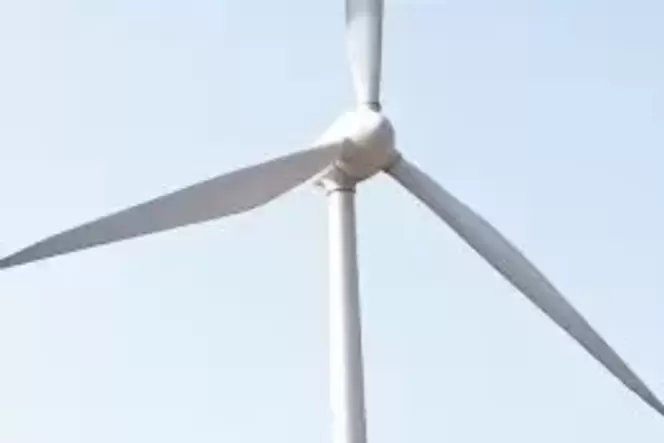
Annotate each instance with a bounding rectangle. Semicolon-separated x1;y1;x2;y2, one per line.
1;0;662;441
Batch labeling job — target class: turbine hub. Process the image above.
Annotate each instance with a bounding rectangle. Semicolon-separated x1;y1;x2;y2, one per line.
313;106;399;189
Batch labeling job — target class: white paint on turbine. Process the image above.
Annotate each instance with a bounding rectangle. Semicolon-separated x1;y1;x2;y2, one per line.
1;0;663;439
346;0;384;109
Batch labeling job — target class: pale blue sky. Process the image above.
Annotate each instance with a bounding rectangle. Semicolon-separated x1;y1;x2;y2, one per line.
0;0;663;441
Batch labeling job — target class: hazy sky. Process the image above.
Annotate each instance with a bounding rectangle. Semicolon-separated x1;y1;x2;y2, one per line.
0;0;663;442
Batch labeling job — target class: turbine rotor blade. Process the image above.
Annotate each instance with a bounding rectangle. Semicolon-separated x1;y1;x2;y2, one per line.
1;146;342;270
387;156;664;417
346;0;383;109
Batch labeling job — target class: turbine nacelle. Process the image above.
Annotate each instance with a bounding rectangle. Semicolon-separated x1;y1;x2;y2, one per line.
313;106;399;189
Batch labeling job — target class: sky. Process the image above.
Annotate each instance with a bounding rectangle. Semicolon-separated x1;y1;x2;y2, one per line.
0;0;663;441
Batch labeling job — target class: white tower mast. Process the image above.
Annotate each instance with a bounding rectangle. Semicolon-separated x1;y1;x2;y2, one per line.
323;169;368;443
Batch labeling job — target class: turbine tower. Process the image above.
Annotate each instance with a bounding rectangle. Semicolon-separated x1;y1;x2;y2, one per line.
1;1;662;441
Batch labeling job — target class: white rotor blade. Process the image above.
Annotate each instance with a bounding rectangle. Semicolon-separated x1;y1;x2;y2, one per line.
387;157;664;417
346;0;383;108
0;146;342;270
